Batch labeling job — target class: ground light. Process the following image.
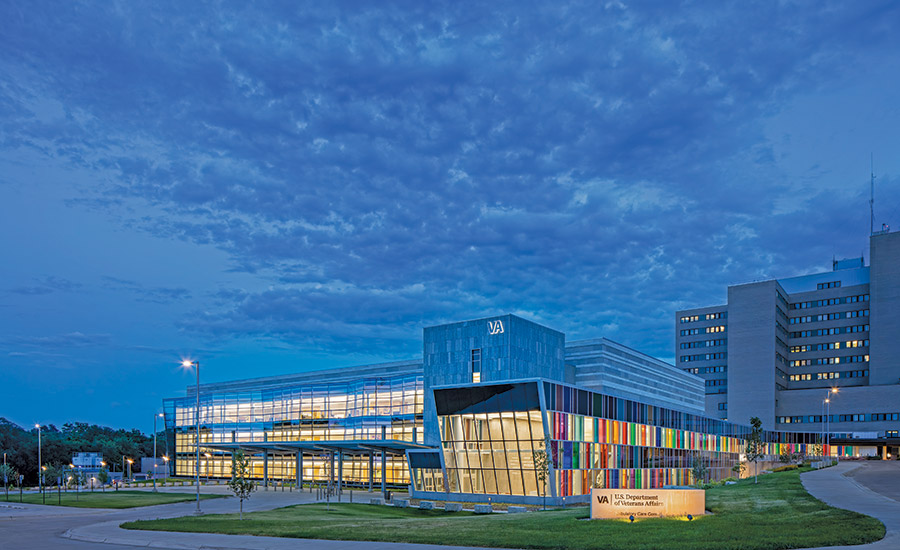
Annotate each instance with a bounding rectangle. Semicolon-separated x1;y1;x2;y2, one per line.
629;515;634;523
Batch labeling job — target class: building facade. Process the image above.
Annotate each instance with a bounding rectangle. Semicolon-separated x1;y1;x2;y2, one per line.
676;230;900;458
165;314;865;505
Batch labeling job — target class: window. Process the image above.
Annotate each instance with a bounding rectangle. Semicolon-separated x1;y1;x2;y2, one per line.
718;403;727;411
471;349;481;383
681;352;727;363
789;325;868;338
788;311;868;325
705;312;726;320
706;325;727;333
790;294;869;309
679;315;700;323
817;281;841;290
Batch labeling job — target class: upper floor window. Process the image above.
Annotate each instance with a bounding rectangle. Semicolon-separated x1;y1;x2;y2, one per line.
817;281;841;290
471;349;482;383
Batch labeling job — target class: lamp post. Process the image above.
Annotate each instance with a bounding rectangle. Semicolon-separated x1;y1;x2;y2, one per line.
153;412;164;492
182;359;202;515
34;424;42;497
70;463;78;501
127;458;133;481
826;388;838;457
821;397;826;459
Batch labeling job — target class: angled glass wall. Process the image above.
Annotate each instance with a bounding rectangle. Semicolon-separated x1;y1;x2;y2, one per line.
433;380;862;499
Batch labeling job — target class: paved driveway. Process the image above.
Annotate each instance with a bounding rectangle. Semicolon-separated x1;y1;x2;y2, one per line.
800;460;900;550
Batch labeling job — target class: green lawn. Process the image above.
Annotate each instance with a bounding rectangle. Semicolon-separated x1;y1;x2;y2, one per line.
123;469;885;550
6;490;222;509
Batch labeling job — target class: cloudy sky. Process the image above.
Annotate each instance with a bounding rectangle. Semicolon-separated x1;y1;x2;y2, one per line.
2;1;899;431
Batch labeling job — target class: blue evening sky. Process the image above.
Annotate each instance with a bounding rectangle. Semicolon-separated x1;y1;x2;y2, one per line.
2;1;899;431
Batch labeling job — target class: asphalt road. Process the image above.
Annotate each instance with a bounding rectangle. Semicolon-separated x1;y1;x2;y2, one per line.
844;461;900;502
0;485;321;550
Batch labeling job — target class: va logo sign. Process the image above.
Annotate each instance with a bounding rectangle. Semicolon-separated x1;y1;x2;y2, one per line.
488;320;504;335
597;495;609;504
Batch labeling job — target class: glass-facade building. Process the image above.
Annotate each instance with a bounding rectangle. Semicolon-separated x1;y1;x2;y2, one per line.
164;314;861;504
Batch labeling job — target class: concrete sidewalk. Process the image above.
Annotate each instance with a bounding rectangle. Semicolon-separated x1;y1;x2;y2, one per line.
60;488;509;550
65;519;507;550
799;461;900;550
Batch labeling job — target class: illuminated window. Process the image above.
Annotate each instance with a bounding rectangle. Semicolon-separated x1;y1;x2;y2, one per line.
471;349;482;383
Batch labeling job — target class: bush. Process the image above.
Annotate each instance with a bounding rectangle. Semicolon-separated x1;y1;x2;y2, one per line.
772;464;799;472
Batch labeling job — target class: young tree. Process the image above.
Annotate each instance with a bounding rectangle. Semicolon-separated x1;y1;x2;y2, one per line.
810;438;823;459
228;450;256;520
0;464;18;496
532;438;551;511
98;467;109;492
746;417;765;484
731;461;746;479
42;464;62;487
779;450;792;465
691;453;709;486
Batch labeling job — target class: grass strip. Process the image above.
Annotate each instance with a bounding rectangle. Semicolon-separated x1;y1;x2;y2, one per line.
7;490;222;509
124;469;885;550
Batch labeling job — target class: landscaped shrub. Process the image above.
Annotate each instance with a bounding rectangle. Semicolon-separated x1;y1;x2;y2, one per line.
772;464;799;472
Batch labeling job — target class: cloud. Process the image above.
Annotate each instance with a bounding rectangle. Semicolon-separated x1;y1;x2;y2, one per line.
101;276;191;304
9;276;82;295
1;0;899;382
6;331;112;349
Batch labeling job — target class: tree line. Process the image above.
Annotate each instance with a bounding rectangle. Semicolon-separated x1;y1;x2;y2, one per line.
0;417;159;485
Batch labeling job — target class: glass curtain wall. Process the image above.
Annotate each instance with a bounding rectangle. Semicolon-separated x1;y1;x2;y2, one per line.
435;383;546;497
434;380;860;499
165;375;423;486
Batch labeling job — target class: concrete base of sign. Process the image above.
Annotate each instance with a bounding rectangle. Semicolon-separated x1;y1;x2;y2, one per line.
590;488;705;519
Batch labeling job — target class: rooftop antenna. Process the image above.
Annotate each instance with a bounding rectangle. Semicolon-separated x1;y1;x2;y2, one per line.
870;153;875;236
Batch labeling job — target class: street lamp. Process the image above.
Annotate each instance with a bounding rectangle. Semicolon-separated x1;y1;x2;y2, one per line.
182;359;202;514
153;412;164;492
34;424;42;498
827;388;839;456
70;463;79;500
127;458;133;481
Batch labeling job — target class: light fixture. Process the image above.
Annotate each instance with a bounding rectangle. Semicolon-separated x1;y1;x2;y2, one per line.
629;515;635;523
